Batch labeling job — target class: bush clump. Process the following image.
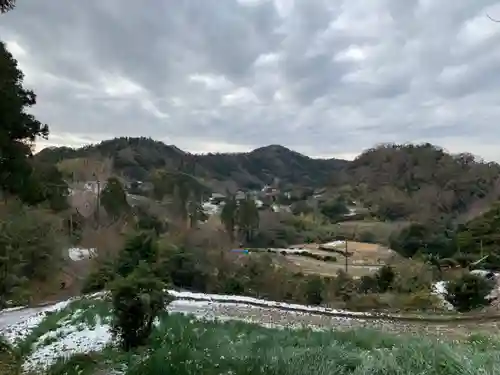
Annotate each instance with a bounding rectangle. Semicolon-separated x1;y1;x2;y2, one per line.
304;276;324;305
445;273;495;312
110;262;170;351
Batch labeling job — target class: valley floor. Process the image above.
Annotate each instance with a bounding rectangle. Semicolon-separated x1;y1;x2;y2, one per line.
2;292;500;374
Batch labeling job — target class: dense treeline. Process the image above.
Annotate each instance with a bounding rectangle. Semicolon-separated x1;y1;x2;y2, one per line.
332;143;500;222
36;139;347;189
37;140;500;224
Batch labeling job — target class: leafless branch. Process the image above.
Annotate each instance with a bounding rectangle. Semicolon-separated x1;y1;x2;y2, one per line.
487;13;500;22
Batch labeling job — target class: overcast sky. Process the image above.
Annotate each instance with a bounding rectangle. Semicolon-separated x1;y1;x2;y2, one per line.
2;0;500;160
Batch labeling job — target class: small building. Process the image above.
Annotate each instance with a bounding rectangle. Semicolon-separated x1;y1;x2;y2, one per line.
210;192;226;204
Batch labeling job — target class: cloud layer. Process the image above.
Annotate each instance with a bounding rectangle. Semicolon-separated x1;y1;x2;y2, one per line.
2;0;500;160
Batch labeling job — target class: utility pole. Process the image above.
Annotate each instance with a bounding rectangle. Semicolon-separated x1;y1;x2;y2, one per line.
95;176;101;229
345;238;348;273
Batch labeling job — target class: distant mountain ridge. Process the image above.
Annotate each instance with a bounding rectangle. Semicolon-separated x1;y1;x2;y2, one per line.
35;137;349;190
36;138;500;221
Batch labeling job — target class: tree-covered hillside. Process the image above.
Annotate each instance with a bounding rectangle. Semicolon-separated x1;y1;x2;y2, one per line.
36;138;348;189
334;143;500;222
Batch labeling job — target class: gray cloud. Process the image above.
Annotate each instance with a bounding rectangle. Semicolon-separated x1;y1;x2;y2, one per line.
2;0;500;160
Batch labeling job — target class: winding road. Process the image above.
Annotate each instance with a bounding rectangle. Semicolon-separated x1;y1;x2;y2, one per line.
3;291;500;341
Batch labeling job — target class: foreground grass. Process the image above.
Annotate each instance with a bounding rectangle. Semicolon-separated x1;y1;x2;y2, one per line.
35;307;500;375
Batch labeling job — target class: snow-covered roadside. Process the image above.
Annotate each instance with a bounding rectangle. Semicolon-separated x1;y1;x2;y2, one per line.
0;291;373;372
22;317;112;372
166;290;371;316
15;298;370;372
1;289;369;343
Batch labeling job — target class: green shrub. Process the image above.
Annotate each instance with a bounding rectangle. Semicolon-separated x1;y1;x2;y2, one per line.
0;203;63;307
159;245;209;292
357;230;376;243
115;231;159;278
323;255;337;262
110;262;169;351
304;276;324;305
332;270;356;302
81;260;116;294
445;273;495;312
357;275;379;294
222;276;246;295
375;265;396;293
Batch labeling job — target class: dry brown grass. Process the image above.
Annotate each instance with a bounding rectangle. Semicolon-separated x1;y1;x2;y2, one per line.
284;255;381;277
69;189;97;218
58;157;113;182
79;222;129;260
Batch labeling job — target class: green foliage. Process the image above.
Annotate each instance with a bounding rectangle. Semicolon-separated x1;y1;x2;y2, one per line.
100;177;130;220
220;195;237;242
115;232;159;278
343;143;500;221
150;169;209;226
16;161;70;211
158;245;208;291
0;41;49;203
445;273;495;312
290;200;314;216
357;275;379;294
454;204;500;267
110;262;168;351
81;260;116;294
304;275;324;305
332;270;357;302
0;203;62;307
135;208;167;235
374;265;396;293
357;230;376;243
81;231;165;295
237;195;259;243
320;198;349;221
390;222;455;259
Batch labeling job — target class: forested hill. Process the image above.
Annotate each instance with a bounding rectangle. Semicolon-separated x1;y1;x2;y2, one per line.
35;137;348;189
332;143;500;222
36;138;500;221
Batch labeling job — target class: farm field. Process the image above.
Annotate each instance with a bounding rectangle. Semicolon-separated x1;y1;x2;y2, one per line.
285;255;381;277
268;240;397;277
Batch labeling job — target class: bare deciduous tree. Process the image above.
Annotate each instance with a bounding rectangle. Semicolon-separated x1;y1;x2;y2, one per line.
487;14;500;22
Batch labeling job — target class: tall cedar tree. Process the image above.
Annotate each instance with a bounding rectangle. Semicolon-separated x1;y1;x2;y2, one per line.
0;41;49;199
237;195;259;243
220;195;238;242
100;177;130;220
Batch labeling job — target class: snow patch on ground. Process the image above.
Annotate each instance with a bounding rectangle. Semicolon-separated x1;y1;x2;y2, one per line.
22;318;111;372
15;298;362;372
167;290;371;316
68;247;97;261
1;300;72;343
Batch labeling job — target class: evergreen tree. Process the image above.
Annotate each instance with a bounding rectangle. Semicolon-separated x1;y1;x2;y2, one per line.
0;0;15;13
100;177;130;220
0;41;49;201
220;195;238;242
237;194;259;243
111;262;168;351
